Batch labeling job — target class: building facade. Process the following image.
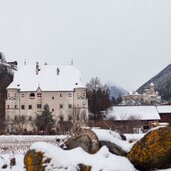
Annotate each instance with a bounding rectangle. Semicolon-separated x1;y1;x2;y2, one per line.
5;62;88;133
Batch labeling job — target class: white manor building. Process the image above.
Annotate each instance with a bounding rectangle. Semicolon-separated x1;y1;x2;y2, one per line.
5;62;89;133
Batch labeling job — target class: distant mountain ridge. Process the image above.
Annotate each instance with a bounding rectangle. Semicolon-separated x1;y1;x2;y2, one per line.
106;82;128;99
137;64;171;100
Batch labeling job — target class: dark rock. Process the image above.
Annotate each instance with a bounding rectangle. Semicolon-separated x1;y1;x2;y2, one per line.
128;126;171;170
0;60;14;132
2;164;7;169
65;128;100;154
10;157;16;166
100;141;127;156
120;132;126;140
78;164;91;171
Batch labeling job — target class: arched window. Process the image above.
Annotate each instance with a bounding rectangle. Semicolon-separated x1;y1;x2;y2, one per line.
30;93;35;99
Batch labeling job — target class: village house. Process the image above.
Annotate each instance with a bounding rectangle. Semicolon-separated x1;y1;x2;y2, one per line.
106;106;162;133
5;62;89;133
106;105;171;133
157;105;171;124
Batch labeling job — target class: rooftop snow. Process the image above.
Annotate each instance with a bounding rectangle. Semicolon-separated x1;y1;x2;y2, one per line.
157;105;171;113
106;106;160;120
7;64;85;91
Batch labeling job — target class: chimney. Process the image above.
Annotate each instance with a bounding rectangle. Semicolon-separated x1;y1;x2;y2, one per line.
57;68;60;75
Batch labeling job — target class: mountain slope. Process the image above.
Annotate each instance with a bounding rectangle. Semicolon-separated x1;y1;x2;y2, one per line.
107;82;128;99
137;64;171;100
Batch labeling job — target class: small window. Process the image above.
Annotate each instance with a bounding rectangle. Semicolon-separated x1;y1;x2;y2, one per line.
37;104;42;109
14;115;18;121
8;93;10;97
52;109;54;112
59;104;63;109
28;105;32;109
29;116;32;121
68;93;72;97
7;105;10;109
7;115;10;121
21;105;25;109
60;93;63;97
37;93;42;97
68;104;72;108
15;105;17;109
52;96;54;99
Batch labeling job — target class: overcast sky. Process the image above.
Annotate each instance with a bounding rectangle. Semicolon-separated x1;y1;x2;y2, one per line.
0;0;171;91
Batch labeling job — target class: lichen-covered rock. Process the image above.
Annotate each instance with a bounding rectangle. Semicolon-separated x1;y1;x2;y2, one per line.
24;148;91;171
65;128;100;154
78;164;91;171
128;126;171;170
24;149;50;171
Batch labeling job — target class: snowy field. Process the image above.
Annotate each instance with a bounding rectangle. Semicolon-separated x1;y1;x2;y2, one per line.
0;135;67;171
0;130;170;171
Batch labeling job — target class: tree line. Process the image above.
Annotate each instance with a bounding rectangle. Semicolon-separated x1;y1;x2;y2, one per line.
86;77;122;120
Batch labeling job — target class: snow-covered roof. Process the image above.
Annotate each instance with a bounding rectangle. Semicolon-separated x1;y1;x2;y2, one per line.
106;106;160;120
157;105;171;113
7;64;85;91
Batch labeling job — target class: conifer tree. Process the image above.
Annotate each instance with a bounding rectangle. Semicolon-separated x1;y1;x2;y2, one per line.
34;104;55;134
86;77;112;120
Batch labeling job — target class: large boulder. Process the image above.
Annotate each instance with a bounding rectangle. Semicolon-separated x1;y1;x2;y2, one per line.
24;143;91;171
65;128;100;154
128;126;171;170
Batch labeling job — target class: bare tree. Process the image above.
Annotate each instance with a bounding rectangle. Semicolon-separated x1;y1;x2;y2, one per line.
13;115;29;134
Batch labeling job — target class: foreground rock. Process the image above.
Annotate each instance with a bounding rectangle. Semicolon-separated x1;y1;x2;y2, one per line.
65;128;100;154
24;142;135;171
24;150;45;171
24;144;91;171
128;126;171;171
100;141;127;156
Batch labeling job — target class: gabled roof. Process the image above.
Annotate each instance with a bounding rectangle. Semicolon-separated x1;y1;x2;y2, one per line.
7;64;85;91
157;105;171;113
106;106;160;121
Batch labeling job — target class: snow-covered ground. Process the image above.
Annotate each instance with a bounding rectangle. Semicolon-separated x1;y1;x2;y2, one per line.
0;129;170;171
